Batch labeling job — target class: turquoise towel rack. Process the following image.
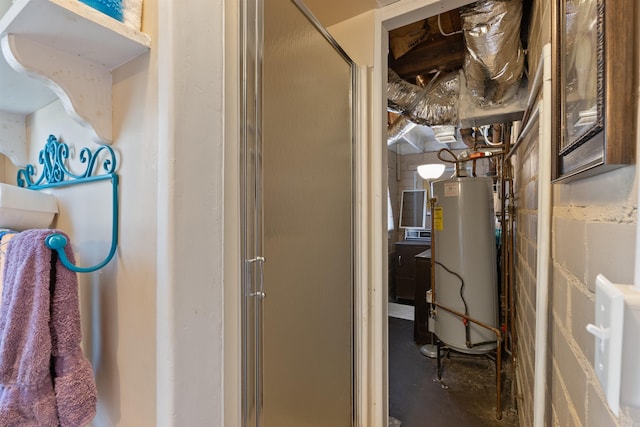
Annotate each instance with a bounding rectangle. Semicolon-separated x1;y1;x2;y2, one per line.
16;135;119;273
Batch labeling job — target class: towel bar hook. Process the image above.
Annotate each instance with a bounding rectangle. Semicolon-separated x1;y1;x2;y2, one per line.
45;174;119;273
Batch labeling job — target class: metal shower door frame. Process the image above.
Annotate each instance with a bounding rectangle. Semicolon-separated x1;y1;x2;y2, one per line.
240;0;264;425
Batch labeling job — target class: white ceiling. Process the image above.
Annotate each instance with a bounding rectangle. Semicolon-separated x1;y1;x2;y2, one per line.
303;0;396;26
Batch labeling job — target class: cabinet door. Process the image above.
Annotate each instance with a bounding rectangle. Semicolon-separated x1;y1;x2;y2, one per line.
414;255;432;344
394;243;429;301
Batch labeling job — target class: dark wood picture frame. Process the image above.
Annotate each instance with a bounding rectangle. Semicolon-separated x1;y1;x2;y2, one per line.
552;0;635;182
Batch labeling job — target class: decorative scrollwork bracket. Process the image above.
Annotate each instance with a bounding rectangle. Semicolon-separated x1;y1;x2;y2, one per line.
16;135;119;273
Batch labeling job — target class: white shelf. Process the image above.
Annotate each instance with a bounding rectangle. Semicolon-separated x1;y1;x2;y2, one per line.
0;0;150;67
0;0;150;163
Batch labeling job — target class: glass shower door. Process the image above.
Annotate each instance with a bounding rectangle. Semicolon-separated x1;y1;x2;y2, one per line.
241;0;355;425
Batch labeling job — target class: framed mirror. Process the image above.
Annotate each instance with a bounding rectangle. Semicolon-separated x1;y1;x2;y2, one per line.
552;0;635;182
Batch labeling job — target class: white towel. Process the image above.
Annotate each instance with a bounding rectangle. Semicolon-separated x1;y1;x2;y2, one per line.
123;0;143;31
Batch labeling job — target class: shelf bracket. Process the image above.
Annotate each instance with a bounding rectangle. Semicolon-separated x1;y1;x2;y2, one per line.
1;33;113;144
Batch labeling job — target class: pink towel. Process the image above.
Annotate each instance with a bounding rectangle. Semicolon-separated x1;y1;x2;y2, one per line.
0;229;97;426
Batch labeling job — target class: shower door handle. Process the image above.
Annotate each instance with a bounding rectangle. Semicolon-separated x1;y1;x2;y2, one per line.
250;292;266;299
248;256;266;299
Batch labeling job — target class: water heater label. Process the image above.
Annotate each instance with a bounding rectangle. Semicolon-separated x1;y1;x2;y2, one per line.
434;207;443;231
444;182;459;197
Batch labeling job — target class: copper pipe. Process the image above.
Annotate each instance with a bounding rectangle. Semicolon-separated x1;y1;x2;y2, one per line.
460;127;475;148
433;300;503;419
500;144;509;352
507;161;517;361
497;141;509;421
496;335;503;420
432;302;502;339
492;124;502;144
430;197;437;310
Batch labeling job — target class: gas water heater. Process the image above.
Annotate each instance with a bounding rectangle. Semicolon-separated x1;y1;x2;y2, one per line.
432;176;499;354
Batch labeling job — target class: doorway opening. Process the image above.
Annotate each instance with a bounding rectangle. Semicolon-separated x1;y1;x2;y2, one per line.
379;1;532;425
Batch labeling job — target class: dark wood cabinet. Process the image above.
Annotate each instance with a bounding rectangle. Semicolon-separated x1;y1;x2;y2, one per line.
393;240;430;302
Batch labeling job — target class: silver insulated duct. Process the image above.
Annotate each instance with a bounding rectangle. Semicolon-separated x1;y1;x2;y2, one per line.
387;69;459;143
387;0;525;144
388;115;417;145
387;68;424;115
460;0;525;106
407;72;459;127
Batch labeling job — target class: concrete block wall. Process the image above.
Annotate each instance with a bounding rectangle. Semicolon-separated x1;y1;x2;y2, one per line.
513;132;538;427
550;169;638;426
512;1;640;425
393;150;442;243
388;150;439;244
388;148;490;244
513;133;640;427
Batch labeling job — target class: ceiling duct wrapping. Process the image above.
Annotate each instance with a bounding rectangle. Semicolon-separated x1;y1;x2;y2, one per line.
387;68;423;114
387;69;459;137
460;0;524;106
387;0;526;145
387;115;417;145
408;72;459;127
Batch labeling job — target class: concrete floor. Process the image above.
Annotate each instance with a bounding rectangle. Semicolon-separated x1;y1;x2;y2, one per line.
389;316;519;427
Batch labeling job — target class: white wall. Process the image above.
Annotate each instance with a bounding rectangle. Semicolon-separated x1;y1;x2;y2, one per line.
14;8;161;423
156;0;225;425
23;94;159;425
223;0;242;423
0;0;230;425
328;10;376;67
